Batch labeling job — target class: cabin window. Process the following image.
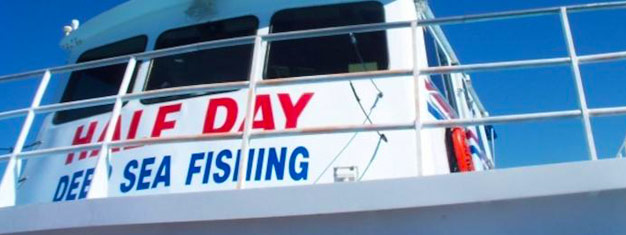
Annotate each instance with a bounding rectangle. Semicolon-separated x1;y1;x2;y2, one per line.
143;16;259;104
54;36;148;125
264;1;388;79
424;28;457;108
424;28;450;96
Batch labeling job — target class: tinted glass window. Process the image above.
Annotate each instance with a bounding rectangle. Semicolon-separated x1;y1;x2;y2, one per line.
424;29;447;94
265;2;388;79
144;16;258;104
54;36;147;124
424;28;455;106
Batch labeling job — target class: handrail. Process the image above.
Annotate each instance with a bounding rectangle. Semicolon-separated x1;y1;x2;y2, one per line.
420;57;571;75
0;70;413;119
0;1;626;207
1;1;626;82
418;1;626;26
0;37;256;83
0;21;409;83
0;108;29;122
3;47;625;120
13;122;415;160
423;110;582;128
14;102;626;159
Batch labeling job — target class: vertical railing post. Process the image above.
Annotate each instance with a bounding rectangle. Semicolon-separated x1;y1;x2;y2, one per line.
0;70;51;207
560;7;598;161
236;36;265;189
411;20;425;177
87;58;137;199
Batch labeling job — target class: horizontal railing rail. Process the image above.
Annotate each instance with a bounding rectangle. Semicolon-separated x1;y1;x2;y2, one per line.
6;122;415;161
1;1;626;207
417;1;626;26
0;37;257;83
0;70;413;122
2;46;626;123
1;1;624;82
0;21;410;83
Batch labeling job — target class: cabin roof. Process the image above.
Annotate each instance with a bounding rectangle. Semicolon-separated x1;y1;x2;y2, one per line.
60;0;400;54
60;0;185;50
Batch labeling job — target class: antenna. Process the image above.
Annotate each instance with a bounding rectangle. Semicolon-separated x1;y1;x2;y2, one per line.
63;19;80;36
63;26;73;36
346;33;388;143
71;19;80;30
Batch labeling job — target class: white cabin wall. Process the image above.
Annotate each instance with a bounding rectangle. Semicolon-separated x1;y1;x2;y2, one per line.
19;0;464;205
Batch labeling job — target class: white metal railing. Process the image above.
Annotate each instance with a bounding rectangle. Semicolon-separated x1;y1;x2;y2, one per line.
0;1;625;207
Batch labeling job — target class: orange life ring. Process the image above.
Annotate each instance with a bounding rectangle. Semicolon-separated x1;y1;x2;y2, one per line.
451;127;475;172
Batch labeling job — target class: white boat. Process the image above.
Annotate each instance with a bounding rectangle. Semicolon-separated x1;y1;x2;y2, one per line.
0;0;626;234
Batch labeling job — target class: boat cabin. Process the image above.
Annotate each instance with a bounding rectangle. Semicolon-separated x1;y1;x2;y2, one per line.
12;0;494;205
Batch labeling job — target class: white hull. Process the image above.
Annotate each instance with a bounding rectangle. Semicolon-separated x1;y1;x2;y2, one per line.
3;158;626;234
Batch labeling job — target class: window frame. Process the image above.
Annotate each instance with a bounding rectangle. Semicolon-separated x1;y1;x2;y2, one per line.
423;27;458;110
140;15;260;105
53;35;148;125
263;1;390;80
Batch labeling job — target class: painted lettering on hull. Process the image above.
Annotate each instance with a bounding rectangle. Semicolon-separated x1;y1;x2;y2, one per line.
64;93;314;165
53;146;310;201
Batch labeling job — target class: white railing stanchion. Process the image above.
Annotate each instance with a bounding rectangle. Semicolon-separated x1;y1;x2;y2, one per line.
236;35;265;190
560;8;599;161
87;58;137;199
0;70;50;207
411;20;425;177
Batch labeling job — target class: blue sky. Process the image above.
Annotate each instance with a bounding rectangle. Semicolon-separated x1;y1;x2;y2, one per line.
428;0;626;167
0;0;625;175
